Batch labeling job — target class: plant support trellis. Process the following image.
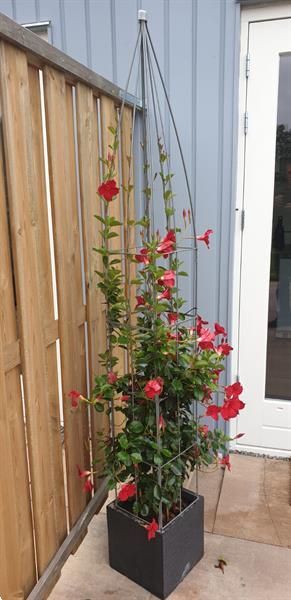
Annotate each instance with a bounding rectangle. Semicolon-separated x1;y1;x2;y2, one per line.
73;8;245;598
79;9;243;540
105;9;199;529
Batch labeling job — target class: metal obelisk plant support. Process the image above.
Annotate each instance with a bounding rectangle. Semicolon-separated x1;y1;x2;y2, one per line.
71;7;245;600
135;9;199;528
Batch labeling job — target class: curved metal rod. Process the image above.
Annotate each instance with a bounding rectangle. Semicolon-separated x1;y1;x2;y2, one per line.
118;29;141;128
145;24;196;240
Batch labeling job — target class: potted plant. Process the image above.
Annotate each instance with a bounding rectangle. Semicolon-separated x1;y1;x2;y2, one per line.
70;132;245;599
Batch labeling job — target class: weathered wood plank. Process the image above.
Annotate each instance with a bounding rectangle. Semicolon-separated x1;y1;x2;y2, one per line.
0;101;36;598
43;66;90;526
26;478;108;600
3;339;21;372
28;64;67;546
75;84;109;487
100;96;126;433
0;40;59;574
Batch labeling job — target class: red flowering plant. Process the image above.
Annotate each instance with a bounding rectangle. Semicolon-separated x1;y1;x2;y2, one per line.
72;129;245;536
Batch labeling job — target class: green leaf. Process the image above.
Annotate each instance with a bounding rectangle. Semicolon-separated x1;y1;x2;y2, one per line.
94;214;106;224
130;452;142;464
141;504;149;517
106;231;119;239
171;463;182;476
161;448;172;458
129;420;144;434
118;434;128;449
167;476;176;488
161;496;171;506
163;189;173;201
153;484;161;500
154;454;163;466
94;402;104;412
108;217;122;226
165;207;175;217
117;451;132;467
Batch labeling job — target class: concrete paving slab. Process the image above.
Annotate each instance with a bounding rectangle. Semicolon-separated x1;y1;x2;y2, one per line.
264;458;291;548
214;454;291;547
49;511;291;600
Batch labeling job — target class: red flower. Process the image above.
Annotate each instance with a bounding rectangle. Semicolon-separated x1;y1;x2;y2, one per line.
220;380;245;420
157;288;171;301
199;424;209;436
221;398;245;420
135;295;145;309
168;312;178;325
77;465;91;479
202;385;212;402
118;482;136;502
98;179;119;201
232;432;245;440
107;371;117;384
196;315;208;336
145;518;159;541
197;328;215;350
213;368;222;382
220;455;231;471
159;414;166;431
144;377;164;399
214;322;227;337
121;394;130;402
216;342;233;356
68;389;80;408
135;248;150;264
205;404;221;421
197;229;213;249
157;230;176;257
225;381;243;398
157;270;175;288
83;478;94;493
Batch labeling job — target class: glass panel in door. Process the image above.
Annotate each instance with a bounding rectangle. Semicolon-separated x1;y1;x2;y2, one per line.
266;55;291;400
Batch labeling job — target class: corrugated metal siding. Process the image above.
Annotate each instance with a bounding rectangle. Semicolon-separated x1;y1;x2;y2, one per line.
0;0;240;383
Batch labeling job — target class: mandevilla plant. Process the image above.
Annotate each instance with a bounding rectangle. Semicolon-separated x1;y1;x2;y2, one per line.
69;127;245;540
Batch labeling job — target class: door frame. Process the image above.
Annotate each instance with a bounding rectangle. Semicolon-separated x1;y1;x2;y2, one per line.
230;2;291;457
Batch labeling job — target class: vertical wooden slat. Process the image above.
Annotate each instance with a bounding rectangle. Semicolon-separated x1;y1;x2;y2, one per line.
43;66;90;526
0;41;59;573
100;96;125;434
0;338;27;600
28;65;67;544
0;126;36;598
75;84;109;485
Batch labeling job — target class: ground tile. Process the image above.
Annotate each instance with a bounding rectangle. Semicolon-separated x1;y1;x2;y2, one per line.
213;454;286;545
149;532;291;600
187;466;224;533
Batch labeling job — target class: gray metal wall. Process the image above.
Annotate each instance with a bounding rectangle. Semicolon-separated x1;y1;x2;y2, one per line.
0;0;240;367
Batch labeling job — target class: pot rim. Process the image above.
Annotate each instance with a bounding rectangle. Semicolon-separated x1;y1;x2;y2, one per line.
108;488;201;534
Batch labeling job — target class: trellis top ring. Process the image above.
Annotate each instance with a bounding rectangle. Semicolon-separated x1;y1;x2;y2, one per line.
138;9;148;22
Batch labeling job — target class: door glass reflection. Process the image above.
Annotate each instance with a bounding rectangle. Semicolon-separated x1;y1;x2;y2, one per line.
266;55;291;400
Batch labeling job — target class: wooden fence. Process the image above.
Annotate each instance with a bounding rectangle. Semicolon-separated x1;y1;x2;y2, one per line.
0;12;136;600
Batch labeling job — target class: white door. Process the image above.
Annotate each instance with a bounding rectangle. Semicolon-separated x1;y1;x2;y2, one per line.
235;13;291;455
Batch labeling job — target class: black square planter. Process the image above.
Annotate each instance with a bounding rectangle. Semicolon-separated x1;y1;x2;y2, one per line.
107;488;204;599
